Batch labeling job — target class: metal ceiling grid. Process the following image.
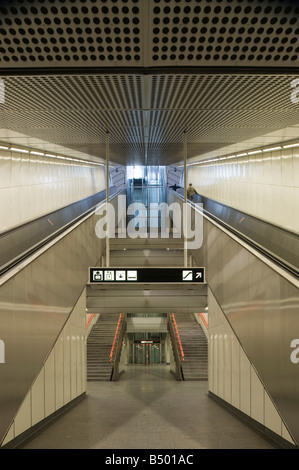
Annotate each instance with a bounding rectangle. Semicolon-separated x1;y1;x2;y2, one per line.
1;74;144;111
149;74;297;110
0;0;298;70
1;72;299;165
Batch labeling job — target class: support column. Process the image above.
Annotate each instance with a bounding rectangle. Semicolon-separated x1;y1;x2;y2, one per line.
106;131;110;268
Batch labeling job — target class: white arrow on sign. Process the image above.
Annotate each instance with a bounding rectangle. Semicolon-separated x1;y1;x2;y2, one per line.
196;272;202;279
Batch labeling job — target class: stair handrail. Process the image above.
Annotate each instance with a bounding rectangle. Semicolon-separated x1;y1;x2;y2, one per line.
168;313;184;380
110;313;126;381
86;313;96;329
171;313;184;362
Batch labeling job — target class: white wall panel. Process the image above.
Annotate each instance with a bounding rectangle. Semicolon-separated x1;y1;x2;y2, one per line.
208;332;214;393
239;348;251;416
0;149;105;233
223;328;232;404
45;350;55;418
218;327;224;400
31;369;45;426
293;149;299;186
70;325;78;401
188;145;299;233
54;335;64;411
63;325;71;405
281;149;293;186
231;335;240;409
250;367;264;425
264;394;282;436
3;284;87;445
0;188;10;231
208;286;295;444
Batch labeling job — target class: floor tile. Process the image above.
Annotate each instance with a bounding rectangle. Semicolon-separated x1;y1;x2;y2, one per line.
20;365;276;450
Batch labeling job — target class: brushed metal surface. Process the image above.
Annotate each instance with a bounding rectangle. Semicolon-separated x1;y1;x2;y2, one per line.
205;214;299;445
0;189;110;275
86;283;207;314
194;193;299;274
0;197;110;445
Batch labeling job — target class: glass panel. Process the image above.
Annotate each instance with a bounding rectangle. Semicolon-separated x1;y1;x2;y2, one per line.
134;344;144;365
151;343;160;364
127;332;167;365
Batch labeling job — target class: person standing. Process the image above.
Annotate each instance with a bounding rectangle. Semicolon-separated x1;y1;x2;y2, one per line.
187;183;198;201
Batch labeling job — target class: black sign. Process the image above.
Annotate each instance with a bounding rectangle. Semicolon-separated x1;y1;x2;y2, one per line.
89;267;205;283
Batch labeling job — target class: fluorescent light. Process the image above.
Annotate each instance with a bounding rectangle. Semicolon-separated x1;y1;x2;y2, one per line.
30;151;44;156
10;147;29;153
248;150;262;155
45;154;56;158
283;143;299;148
56;155;66;159
218;157;227;160
226;155;236;159
236;153;247;157
263;146;281;152
0;145;9;150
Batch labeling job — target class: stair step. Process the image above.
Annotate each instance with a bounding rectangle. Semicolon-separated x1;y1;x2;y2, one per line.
87;314;122;381
172;313;208;382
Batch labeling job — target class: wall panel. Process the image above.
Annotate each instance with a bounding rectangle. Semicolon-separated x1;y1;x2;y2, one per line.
0;193;107;445
0;148;105;233
188;146;299;233
205;202;298;445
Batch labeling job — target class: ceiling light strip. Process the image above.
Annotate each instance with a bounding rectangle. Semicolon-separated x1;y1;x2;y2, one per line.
0;142;105;167
188;141;299;167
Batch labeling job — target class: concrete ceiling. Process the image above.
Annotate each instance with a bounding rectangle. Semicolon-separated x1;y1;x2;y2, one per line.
0;0;298;167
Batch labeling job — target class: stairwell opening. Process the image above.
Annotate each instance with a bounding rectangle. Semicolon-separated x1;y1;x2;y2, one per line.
86;312;208;382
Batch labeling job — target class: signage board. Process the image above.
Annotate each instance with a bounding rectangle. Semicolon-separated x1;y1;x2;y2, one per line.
89;267;205;284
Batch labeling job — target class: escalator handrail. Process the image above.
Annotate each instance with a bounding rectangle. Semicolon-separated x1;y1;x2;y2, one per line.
0;187;126;278
170;189;299;279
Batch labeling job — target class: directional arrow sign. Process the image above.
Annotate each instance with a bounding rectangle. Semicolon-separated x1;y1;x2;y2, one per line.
89;267;205;283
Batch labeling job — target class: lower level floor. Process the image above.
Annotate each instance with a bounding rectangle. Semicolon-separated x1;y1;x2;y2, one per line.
19;365;277;450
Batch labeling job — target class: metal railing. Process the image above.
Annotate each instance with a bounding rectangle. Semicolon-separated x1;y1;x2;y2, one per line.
168;188;299;278
168;313;184;381
109;313;126;381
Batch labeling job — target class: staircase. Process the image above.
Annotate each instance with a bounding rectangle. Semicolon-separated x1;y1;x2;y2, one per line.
174;313;208;380
87;314;121;381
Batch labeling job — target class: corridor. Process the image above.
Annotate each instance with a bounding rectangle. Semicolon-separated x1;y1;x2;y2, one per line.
20;366;276;450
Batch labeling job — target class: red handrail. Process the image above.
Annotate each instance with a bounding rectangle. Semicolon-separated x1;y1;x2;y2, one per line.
109;313;123;362
171;313;184;362
86;313;96;329
198;312;208;329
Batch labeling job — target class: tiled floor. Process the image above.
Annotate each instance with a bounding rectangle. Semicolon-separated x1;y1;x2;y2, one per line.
21;366;276;450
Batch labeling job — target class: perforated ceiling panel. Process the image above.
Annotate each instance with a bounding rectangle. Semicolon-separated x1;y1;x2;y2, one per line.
148;0;299;67
1;73;298;165
0;0;298;69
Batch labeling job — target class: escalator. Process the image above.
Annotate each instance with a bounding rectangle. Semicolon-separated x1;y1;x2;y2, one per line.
168;189;299;447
